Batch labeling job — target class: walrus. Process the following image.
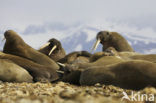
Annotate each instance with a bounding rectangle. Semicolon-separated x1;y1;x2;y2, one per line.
70;55;124;70
58;54;125;85
39;38;66;61
58;51;92;64
90;47;139;62
3;30;59;70
91;31;134;52
55;50;92;85
80;60;156;90
61;69;81;85
0;52;59;82
104;47;156;63
89;51;115;62
0;59;33;83
130;54;156;63
54;51;92;84
60;50;124;72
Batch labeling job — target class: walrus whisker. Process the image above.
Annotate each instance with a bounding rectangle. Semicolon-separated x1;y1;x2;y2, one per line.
39;42;50;49
91;39;101;52
48;45;57;55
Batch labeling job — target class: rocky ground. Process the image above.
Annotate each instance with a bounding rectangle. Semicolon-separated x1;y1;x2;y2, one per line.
0;81;156;103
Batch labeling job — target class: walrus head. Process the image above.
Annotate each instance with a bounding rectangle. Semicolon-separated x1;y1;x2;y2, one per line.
4;30;25;45
91;31;134;52
40;38;62;56
91;31;112;52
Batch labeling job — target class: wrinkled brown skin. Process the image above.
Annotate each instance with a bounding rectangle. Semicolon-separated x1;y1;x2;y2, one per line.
58;51;92;64
97;31;134;52
0;52;59;82
3;30;59;70
0;59;33;83
39;38;66;61
80;60;156;90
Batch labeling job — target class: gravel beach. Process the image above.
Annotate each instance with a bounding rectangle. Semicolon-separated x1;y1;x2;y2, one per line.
0;81;156;103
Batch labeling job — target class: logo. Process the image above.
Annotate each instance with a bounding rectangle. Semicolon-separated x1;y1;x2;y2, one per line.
121;91;154;102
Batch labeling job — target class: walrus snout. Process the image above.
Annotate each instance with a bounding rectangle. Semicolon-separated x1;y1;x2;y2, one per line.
97;31;111;42
48;45;57;55
39;38;60;55
39;38;66;62
91;31;111;52
48;38;62;55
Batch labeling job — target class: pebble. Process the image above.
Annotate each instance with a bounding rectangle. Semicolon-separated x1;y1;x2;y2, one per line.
0;82;155;103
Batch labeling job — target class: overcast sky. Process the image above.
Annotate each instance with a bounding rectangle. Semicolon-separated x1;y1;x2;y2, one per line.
0;0;156;31
0;0;156;51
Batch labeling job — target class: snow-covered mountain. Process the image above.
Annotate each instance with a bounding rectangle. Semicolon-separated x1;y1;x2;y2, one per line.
0;22;156;54
61;25;156;54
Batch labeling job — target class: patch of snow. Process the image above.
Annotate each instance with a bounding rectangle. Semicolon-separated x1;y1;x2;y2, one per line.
144;49;156;54
83;29;97;42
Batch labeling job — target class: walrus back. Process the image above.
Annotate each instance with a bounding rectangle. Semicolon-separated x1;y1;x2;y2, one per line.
0;59;33;83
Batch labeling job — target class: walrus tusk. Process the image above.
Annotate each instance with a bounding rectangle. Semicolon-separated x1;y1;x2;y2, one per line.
91;39;101;52
56;70;64;74
39;42;50;49
1;38;6;46
57;62;66;67
48;45;57;55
